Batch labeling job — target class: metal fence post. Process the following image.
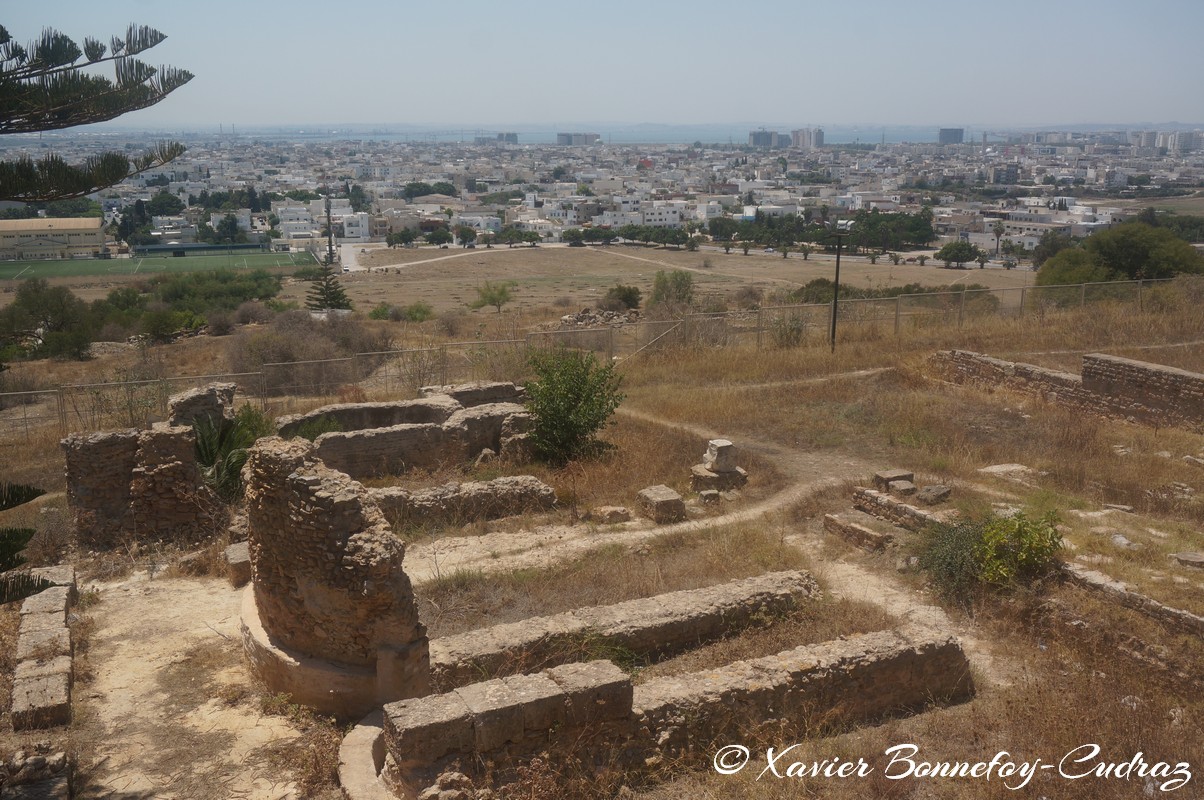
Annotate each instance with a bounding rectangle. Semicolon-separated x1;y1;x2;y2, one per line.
1138;279;1144;312
1019;287;1026;317
958;290;966;328
894;297;901;336
1081;282;1087;307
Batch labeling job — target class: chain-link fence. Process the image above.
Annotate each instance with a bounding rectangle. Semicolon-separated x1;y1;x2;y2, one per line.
0;277;1176;438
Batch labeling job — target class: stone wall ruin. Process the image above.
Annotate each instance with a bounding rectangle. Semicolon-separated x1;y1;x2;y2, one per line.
61;426;221;549
931;350;1204;431
276;382;534;479
378;630;974;796
240;436;430;718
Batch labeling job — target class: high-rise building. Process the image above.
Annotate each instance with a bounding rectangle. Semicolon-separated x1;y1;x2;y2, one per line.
938;128;965;145
556;133;599;145
748;130;789;148
790;127;824;149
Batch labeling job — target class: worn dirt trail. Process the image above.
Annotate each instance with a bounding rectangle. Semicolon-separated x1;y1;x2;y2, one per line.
74;387;1009;797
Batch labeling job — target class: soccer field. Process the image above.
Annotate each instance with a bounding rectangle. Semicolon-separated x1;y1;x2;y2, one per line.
0;250;318;280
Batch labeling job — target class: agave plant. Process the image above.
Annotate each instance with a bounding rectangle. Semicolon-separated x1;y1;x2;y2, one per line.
193;405;274;502
0;527;50;604
0;482;46;512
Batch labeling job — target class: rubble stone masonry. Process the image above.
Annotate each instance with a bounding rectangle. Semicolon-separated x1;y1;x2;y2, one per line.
931;350;1204;431
241;437;430;692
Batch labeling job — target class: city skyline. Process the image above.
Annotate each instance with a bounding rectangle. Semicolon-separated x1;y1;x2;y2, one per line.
5;0;1204;130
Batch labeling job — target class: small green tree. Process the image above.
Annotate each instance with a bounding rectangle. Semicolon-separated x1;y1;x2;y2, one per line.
305;264;352;310
470;281;513;312
649;269;694;307
524;348;624;464
425;228;453;246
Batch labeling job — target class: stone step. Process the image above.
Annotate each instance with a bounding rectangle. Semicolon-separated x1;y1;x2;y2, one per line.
823;509;904;551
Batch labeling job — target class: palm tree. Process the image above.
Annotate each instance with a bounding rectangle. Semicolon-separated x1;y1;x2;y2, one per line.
992;220;1006;257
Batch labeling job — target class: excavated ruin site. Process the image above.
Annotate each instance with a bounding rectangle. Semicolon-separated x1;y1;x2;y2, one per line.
3;299;1204;800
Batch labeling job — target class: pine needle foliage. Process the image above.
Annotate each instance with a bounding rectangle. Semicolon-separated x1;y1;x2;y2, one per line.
0;22;193;201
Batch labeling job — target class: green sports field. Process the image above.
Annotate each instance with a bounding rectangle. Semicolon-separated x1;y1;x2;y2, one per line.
0;250;318;280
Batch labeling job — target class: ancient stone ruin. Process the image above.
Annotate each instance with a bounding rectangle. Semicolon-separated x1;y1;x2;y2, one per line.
166;381;236;428
690;438;748;491
61;426;221;549
931;350;1204;431
239;436;431;719
276;381;533;479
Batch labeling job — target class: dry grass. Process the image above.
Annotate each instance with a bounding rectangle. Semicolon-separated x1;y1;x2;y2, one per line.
417;519;806;639
634;597;896;683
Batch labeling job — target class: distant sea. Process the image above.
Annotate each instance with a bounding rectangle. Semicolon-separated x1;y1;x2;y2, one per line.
176;123;948;146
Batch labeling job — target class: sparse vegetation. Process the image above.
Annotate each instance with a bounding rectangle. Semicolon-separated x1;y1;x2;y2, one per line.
193;405;275;501
524;348;624;465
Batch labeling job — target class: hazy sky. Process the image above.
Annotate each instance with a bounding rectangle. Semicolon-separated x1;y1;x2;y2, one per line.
7;1;1204;131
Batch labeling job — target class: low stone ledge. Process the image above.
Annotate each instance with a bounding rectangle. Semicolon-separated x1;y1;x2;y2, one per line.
428;571;820;690
419;381;527;408
1063;563;1204;635
633;629;974;756
276;396;463;439
370;476;556;527
11;672;71;730
383;659;630;777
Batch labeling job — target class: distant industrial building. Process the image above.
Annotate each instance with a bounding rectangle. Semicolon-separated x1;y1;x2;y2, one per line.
791;127;824;149
938;128;965;145
556;132;599;146
0;217;105;260
748;129;789;148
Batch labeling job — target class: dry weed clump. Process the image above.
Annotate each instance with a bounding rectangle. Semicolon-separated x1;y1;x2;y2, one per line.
417;521;807;639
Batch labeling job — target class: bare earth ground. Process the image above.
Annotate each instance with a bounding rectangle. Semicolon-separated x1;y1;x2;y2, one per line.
71;390;1014;797
75;577;303;799
296;245;1034;315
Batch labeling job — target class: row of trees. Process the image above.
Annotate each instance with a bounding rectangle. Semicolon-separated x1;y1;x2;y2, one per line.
1036;221;1204;285
708;208;937;253
0;271;283;361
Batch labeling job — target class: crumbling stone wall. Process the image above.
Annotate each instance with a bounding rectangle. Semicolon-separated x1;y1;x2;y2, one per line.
370;476;556;527
241;437;429;693
419;381;526;407
381;630;973;794
62;427;219;548
931;350;1204;431
1081;353;1204;430
853;487;949;531
167;382;236;428
276;383;533;478
310;403;532;479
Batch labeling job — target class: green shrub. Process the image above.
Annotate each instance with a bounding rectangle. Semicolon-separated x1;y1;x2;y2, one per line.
368;302;392;320
919;512;1062;608
649;270;693;307
524;348;624;465
0;527;37;572
601;284;642;311
194;405;276;501
404;301;434;322
294;417;342;442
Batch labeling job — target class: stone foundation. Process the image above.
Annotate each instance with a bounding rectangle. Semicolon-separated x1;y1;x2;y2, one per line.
167;382;236;428
369;476;556;527
931;350;1204;431
853;487;951;532
10;568;77;731
428;571;820;691
371;629;974;797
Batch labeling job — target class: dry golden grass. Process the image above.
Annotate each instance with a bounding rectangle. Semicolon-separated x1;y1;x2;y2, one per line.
417;519;807;639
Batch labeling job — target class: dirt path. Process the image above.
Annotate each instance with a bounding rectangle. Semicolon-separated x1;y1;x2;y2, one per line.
74;576;304;799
